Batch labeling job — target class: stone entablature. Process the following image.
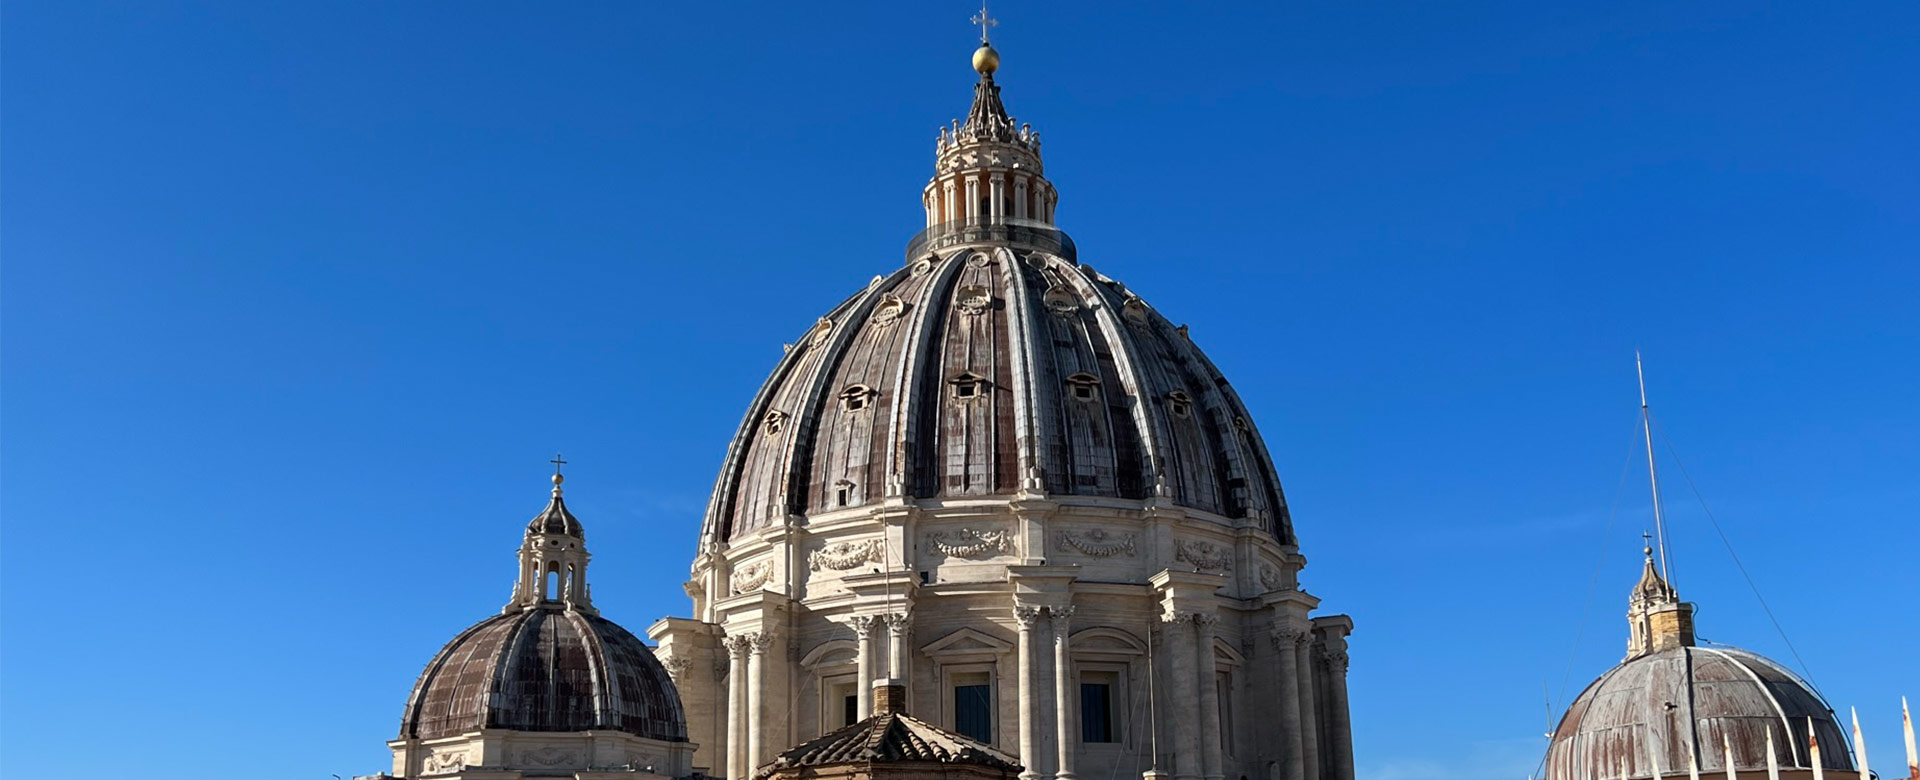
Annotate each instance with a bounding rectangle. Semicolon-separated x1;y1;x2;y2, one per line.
683;498;1303;619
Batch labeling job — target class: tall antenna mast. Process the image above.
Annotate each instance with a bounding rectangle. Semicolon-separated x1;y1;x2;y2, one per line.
1636;350;1675;587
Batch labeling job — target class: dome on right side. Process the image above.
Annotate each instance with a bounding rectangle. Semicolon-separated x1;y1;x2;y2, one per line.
1543;551;1853;780
1546;644;1851;780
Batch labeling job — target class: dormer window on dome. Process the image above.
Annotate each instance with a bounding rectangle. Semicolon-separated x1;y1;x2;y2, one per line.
950;372;986;399
840;385;877;412
764;410;789;436
1167;390;1194;419
1066;372;1100;401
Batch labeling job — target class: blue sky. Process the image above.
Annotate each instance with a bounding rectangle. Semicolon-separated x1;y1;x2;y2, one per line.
3;2;1916;779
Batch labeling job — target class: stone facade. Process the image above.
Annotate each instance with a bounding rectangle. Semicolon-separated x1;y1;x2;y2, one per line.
650;40;1354;780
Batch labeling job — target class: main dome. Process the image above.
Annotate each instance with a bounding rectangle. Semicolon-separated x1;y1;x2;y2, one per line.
698;247;1294;546
696;47;1293;553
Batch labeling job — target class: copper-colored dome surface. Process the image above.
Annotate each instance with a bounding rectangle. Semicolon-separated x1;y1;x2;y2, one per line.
399;605;686;741
1546;645;1850;779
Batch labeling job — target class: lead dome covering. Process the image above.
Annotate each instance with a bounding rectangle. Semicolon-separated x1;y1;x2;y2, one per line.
698;247;1295;549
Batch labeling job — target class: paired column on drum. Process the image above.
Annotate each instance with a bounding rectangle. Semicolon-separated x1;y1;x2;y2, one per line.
1014;605;1049;780
1268;623;1310;780
1313;620;1356;780
849;615;882;719
1052;607;1079;780
723;632;755;780
1151;570;1227;780
847;612;912;720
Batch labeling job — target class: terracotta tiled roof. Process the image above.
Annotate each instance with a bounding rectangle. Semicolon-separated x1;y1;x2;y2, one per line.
756;712;1021;779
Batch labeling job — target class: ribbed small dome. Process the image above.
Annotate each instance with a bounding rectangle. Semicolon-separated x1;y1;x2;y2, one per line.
1547;645;1851;779
528;490;585;537
400;605;686;742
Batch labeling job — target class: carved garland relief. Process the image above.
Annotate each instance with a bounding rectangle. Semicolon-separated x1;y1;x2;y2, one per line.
809;539;883;571
1056;528;1136;557
520;747;582;767
423;750;468;775
1174;538;1232;572
926;527;1012;558
729;560;773;594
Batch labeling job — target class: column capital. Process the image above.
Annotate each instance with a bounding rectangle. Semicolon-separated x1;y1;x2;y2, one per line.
1316;645;1350;673
723;632;759;658
883;612;911;633
1013;604;1046;627
1159;608;1201;625
846;613;883;637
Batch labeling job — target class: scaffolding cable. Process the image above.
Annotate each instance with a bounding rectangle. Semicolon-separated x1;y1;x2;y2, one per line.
1652;419;1820;695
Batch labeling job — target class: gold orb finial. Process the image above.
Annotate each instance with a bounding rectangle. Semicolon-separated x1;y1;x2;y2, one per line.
972;43;1000;75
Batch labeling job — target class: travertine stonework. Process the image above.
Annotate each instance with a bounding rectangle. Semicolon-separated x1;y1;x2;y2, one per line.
650;41;1355;780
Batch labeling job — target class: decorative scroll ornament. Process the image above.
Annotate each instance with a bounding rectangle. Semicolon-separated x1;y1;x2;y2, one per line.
521;747;581;767
967;252;993;268
1259;563;1283;592
1174;539;1232;572
424;751;468;775
624;751;660;771
809;539;884;571
1057;528;1136;558
1043;285;1079;316
927;527;1012;558
729;560;773;594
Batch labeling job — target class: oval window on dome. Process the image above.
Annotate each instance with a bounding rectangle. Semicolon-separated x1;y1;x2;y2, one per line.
957;285;992;315
1044;286;1078;316
871;292;907;325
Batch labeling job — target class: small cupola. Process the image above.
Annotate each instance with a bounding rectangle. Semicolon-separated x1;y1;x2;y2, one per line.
1624;539;1694;659
505;457;597;615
